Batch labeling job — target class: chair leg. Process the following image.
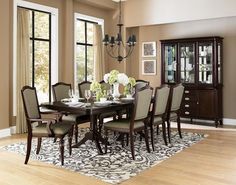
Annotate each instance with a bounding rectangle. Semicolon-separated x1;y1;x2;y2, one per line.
177;116;182;139
167;120;171;143
98;118;103;133
162;121;168;146
53;138;57;143
144;126;150;153
59;138;64;165
36;137;42;155
68;129;73;155
121;134;125;148
24;135;32;164
126;133;129;146
150;124;155;151
130;132;135;160
74;124;78;144
156;125;159;135
104;129;108;154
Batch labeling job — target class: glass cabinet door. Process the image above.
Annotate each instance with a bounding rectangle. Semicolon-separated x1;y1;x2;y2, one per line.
217;42;222;84
164;44;177;83
179;43;195;83
198;42;213;84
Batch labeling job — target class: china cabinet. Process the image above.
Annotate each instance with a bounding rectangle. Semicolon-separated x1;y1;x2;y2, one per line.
161;37;223;127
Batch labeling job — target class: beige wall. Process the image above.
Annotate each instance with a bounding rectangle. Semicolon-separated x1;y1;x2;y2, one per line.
124;0;236;27
130;16;236;119
0;0;10;130
0;0;113;130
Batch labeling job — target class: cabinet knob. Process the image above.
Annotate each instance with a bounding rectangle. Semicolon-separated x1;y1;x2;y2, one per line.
185;111;190;115
197;101;199;105
185;90;190;94
185;104;190;107
185;97;190;101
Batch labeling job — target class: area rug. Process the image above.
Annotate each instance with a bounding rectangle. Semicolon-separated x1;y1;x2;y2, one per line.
1;128;206;184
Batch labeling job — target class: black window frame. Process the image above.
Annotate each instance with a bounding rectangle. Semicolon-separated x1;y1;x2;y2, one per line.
76;18;97;82
19;6;52;102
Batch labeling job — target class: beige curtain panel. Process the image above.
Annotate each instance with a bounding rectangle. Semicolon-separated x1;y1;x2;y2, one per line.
16;8;31;134
93;24;105;81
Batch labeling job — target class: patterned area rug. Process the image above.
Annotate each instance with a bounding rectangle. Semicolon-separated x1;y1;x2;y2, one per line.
1;128;206;184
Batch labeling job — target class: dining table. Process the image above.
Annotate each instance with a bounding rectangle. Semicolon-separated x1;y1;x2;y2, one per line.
41;99;134;154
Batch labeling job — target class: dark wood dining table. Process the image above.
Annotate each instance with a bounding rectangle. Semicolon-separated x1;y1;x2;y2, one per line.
41;100;133;154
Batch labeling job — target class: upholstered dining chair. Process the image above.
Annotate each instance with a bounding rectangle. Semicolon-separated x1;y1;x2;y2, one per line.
97;80;117;132
21;86;73;165
104;86;153;160
149;86;170;149
166;83;185;143
52;82;90;143
78;81;92;98
135;79;150;92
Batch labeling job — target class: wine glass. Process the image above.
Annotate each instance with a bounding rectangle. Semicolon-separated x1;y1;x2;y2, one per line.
107;89;113;100
130;87;135;97
84;90;91;105
68;89;73;99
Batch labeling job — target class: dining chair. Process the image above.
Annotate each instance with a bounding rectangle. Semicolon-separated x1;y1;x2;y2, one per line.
104;86;153;160
149;86;170;149
52;82;90;143
21;86;73;165
78;81;92;98
166;83;185;143
135;79;150;92
98;80;117;132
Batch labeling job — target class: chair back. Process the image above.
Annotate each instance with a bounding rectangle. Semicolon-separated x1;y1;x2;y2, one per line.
170;84;184;112
154;86;170;116
135;80;150;92
133;87;153;121
100;80;111;91
21;86;41;120
52;82;71;101
78;81;91;98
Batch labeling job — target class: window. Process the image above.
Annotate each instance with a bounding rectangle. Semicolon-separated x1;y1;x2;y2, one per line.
13;1;58;115
75;19;95;84
29;10;51;103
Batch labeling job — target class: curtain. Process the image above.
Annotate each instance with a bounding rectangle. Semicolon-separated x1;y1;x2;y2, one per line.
93;24;105;81
16;8;31;134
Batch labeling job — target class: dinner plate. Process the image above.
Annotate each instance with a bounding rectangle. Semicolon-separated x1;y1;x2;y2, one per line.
94;101;112;107
120;97;134;102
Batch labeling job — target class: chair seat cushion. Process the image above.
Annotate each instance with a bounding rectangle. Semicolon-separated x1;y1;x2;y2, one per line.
104;119;144;132
153;116;162;125
32;122;73;136
62;114;89;124
169;113;177;121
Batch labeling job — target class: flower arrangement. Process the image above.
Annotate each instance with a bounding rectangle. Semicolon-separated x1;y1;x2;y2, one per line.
90;81;107;101
104;70;129;86
124;77;136;95
90;81;101;92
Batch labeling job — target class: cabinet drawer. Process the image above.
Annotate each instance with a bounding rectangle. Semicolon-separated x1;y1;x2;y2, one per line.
183;94;197;102
181;108;196;117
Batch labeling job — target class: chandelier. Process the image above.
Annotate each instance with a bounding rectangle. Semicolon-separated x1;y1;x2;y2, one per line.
103;0;136;62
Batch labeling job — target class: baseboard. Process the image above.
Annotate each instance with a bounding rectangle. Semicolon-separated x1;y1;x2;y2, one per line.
10;126;16;134
0;128;11;138
0;126;16;139
223;118;236;126
181;118;236;126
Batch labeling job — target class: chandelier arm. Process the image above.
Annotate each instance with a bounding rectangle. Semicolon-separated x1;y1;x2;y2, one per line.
123;46;134;59
105;46;118;59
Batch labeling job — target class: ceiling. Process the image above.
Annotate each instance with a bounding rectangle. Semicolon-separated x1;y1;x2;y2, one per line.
76;0;117;10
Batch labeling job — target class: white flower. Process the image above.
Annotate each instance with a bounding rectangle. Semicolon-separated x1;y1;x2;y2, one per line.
117;73;129;86
104;73;110;83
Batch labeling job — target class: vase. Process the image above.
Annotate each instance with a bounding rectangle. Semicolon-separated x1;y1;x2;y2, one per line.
112;82;120;100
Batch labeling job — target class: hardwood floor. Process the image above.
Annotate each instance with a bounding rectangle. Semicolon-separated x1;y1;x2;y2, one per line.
1;125;236;185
